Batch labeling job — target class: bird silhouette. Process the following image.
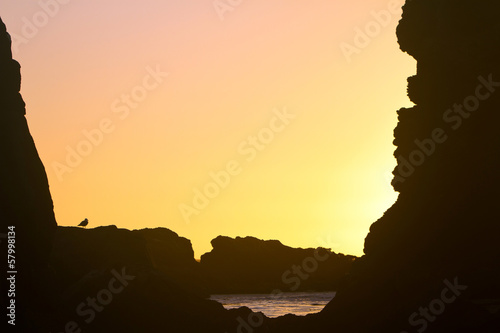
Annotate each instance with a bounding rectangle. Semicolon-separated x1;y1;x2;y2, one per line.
78;218;89;228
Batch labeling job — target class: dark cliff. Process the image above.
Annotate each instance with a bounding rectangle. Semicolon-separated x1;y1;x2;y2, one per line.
0;17;57;331
303;1;500;332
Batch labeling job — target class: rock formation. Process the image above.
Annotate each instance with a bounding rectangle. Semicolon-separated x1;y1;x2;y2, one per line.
272;1;500;332
0;17;57;331
51;226;208;296
201;236;355;294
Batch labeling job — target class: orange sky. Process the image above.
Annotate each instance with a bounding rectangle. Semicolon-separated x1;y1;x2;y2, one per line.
1;0;415;258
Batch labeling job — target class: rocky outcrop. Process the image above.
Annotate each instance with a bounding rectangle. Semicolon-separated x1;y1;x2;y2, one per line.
51;226;208;296
0;17;57;331
201;236;355;294
296;1;500;332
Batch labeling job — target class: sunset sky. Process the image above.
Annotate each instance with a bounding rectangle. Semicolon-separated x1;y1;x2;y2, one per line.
1;0;415;258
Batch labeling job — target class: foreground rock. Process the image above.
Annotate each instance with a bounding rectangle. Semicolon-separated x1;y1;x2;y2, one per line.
0;17;57;331
51;226;208;297
201;236;355;294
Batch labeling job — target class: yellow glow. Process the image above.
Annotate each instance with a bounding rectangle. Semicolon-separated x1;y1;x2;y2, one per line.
3;0;415;258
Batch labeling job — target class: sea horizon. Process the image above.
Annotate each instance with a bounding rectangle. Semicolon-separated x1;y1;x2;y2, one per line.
210;291;337;318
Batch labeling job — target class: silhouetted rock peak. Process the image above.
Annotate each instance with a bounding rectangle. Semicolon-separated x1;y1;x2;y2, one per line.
0;19;24;116
210;235;287;250
0;19;12;57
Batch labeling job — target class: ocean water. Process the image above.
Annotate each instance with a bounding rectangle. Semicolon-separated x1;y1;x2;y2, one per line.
210;291;336;318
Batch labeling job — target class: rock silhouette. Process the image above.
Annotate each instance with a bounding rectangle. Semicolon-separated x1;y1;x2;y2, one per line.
51;226;209;296
201;236;355;294
0;17;57;331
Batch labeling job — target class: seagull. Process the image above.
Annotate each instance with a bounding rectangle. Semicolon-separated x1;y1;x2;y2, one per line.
78;218;89;228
